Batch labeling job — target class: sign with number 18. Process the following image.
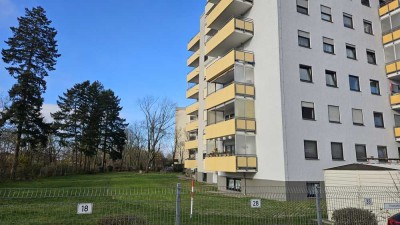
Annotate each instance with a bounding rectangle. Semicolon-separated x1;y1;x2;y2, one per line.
77;203;93;214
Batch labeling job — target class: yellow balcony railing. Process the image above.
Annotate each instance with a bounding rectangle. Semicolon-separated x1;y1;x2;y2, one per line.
382;29;400;44
206;50;254;81
386;60;400;74
379;0;399;16
391;94;400;107
204;118;255;140
395;127;400;139
186;102;199;115
187;50;200;67
205;2;214;15
204;155;257;172
187;32;200;51
185;140;198;150
187;67;200;83
206;0;253;29
205;18;254;56
186;84;199;99
184;159;198;169
186;121;199;132
205;83;255;109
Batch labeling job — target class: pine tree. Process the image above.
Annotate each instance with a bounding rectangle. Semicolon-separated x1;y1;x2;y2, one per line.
1;7;60;179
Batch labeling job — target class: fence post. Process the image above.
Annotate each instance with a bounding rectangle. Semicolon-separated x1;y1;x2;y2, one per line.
315;184;323;225
175;183;181;225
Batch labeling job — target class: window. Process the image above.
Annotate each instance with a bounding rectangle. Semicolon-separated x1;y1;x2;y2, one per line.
306;182;319;198
352;109;364;125
377;146;388;163
300;64;312;82
331;142;344;160
346;44;357;59
367;50;376;64
227;178;241;191
361;0;370;7
302;102;315;120
323;37;334;54
355;144;367;162
321;5;332;22
343;13;353;28
349;75;360;91
304;140;318;159
326;70;337;87
328;105;340;123
297;0;308;14
364;20;373;34
370;80;380;95
298;30;310;48
374;112;384;128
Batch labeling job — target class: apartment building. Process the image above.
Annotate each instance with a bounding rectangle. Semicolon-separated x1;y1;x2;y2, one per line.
183;0;400;193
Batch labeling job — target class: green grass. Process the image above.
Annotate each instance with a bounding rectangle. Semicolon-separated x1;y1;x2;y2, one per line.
0;172;321;225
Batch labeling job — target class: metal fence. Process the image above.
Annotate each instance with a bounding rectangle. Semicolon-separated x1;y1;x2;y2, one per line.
0;184;398;225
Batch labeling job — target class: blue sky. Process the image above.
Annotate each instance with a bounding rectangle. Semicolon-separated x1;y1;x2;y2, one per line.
0;0;204;122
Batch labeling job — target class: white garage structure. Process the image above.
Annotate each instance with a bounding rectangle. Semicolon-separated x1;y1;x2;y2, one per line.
324;164;400;224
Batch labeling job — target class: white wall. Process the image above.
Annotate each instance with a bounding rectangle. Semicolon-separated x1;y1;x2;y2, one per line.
278;0;400;181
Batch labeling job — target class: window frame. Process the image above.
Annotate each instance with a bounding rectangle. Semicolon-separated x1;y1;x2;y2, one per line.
325;70;337;87
363;20;373;34
377;146;388;163
320;5;332;22
304;140;318;160
299;64;313;82
301;101;315;120
367;49;376;65
361;0;370;7
328;105;341;123
355;144;367;162
298;30;311;48
370;79;380;95
349;75;360;92
352;108;364;126
297;0;309;15
373;112;384;128
323;37;335;54
343;13;354;29
331;142;344;161
346;44;357;60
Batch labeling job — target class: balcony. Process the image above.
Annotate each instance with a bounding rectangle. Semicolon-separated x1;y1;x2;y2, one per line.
204;118;255;140
204;155;257;172
187;32;200;52
205;83;255;109
205;2;215;15
379;0;399;16
391;94;400;109
382;29;400;45
206;50;254;82
186;121;199;132
206;0;253;30
205;18;254;57
184;159;198;169
386;61;400;77
187;67;200;83
395;127;400;141
187;50;200;67
186;102;199;115
186;84;199;99
185;139;198;150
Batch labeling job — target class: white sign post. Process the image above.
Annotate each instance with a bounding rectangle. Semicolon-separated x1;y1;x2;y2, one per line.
77;203;93;214
250;199;261;208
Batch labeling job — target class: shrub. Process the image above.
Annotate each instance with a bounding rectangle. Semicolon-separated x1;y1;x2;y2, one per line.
97;215;147;225
332;207;377;225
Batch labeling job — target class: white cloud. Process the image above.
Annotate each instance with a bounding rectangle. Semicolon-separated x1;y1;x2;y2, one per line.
41;104;59;123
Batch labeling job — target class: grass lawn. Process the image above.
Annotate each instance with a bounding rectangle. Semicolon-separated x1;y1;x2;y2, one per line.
0;172;320;225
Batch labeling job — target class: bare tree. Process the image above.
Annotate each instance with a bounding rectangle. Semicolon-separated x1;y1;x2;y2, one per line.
138;96;175;172
173;127;186;165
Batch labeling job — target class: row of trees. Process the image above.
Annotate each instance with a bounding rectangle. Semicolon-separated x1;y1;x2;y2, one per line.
0;7;177;180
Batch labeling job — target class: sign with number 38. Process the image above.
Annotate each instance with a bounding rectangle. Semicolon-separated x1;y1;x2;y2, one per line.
250;199;261;208
77;203;93;214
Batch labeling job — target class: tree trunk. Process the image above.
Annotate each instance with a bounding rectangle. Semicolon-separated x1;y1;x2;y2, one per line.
10;129;22;180
102;150;106;172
